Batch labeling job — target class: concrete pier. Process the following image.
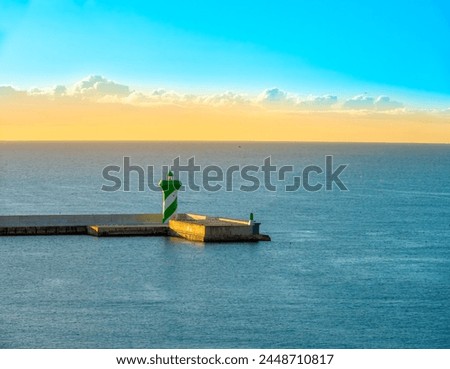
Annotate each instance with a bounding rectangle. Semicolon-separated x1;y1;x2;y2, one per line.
0;213;161;227
169;214;270;242
0;213;270;242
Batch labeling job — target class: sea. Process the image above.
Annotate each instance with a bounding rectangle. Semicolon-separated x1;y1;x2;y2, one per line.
0;142;449;348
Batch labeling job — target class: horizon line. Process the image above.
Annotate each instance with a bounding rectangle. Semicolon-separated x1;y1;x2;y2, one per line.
1;140;449;145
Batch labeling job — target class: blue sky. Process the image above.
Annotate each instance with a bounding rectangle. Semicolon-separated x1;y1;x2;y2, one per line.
0;0;449;105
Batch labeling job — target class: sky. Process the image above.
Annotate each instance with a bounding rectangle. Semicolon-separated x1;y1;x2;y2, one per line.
0;0;449;142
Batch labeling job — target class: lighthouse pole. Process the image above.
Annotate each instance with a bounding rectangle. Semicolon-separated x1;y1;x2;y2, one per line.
158;171;182;223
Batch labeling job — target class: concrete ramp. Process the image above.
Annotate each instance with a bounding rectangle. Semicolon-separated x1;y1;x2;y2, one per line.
87;225;168;237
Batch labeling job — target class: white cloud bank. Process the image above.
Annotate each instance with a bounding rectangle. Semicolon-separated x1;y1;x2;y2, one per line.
298;95;338;109
74;75;131;97
257;88;339;110
0;75;443;113
257;88;291;104
0;85;23;97
343;94;403;111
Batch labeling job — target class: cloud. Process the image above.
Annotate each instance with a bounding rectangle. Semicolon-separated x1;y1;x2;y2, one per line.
27;87;46;96
53;85;67;97
150;89;168;97
343;94;403;110
74;75;131;98
0;76;415;114
0;85;24;97
257;89;339;110
118;88;198;106
343;94;375;109
199;91;250;106
122;91;152;104
298;95;338;109
150;89;186;103
374;96;403;110
257;88;298;107
24;85;68;99
258;88;287;102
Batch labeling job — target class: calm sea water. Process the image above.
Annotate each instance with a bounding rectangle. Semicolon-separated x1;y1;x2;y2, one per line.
0;142;449;348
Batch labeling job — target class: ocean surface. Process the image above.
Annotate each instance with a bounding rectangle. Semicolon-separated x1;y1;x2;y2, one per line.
0;142;449;349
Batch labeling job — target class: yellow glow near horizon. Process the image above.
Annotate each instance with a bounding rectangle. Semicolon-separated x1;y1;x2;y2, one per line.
1;98;449;143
